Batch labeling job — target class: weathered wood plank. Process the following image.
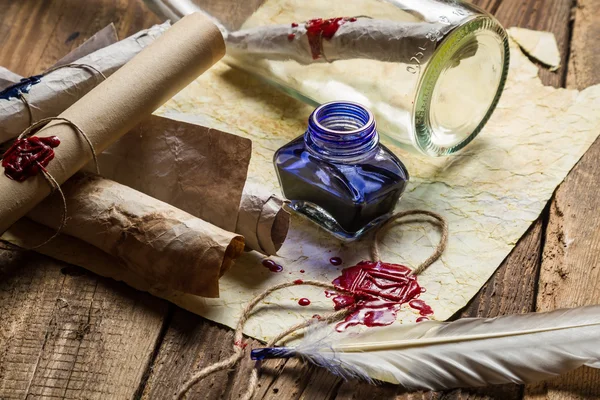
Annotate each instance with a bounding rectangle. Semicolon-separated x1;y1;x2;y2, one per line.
523;2;600;398
0;254;169;399
0;0;158;76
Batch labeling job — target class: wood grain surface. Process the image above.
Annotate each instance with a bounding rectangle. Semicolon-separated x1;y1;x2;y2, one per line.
0;0;598;399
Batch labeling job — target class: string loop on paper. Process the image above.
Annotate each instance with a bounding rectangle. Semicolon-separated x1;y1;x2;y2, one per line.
176;209;448;400
0;117;99;250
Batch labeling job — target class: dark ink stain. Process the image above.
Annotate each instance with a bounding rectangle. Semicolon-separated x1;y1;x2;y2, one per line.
65;31;80;44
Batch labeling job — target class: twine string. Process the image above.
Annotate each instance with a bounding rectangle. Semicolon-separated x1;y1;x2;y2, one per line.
176;210;448;399
17;63;106;126
0;117;99;250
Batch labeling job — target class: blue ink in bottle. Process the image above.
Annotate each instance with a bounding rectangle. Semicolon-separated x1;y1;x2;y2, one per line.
273;101;409;240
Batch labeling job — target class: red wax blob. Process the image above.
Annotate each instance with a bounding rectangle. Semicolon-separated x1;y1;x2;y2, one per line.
416;316;430;323
328;261;433;331
287;33;296;41
291;22;299;27
329;257;342;266
298;298;311;306
409;299;434;316
299;269;305;273
2;136;60;182
293;279;304;284
305;17;355;59
312;314;322;320
262;259;283;272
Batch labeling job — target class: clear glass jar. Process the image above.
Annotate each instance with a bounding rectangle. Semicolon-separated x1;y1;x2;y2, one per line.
274;101;409;240
144;0;509;157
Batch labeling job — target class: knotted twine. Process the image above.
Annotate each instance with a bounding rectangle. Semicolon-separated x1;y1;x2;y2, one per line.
176;210;448;400
0;63;105;250
14;63;107;126
0;116;99;250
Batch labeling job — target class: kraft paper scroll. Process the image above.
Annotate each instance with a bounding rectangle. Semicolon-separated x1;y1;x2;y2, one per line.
0;13;226;234
27;174;244;297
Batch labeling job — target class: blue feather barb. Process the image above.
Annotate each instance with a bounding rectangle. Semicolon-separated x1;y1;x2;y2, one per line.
251;347;296;361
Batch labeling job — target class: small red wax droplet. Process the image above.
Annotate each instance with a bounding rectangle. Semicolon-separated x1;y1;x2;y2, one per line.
262;259;283;272
287;33;296;41
299;269;305;273
312;314;322;320
291;22;298;27
234;340;248;349
293;279;304;284
327;261;432;331
329;257;342;266
2;136;61;182
349;17;357;22
298;298;311;306
416;316;430;323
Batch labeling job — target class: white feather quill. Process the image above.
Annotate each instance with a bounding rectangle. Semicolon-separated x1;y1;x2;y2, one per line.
251;306;600;389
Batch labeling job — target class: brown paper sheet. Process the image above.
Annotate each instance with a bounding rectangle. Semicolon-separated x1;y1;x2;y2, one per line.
26;173;244;297
90;115;252;232
0;67;22;91
0;13;226;234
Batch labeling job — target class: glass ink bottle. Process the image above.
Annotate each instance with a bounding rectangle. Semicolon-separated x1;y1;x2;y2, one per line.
273;101;409;240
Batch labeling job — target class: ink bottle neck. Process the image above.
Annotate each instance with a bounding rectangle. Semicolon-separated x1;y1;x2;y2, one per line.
305;101;379;162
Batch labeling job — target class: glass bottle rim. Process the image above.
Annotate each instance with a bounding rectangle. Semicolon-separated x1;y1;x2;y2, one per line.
412;15;510;157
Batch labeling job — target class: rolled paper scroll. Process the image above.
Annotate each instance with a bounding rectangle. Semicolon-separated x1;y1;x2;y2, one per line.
26;173;244;297
0;21;170;143
226;19;451;64
0;12;226;234
236;181;290;255
0;67;22;91
91;115;290;255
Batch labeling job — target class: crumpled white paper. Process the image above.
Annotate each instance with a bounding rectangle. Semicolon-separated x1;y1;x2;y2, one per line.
508;27;561;70
149;30;600;340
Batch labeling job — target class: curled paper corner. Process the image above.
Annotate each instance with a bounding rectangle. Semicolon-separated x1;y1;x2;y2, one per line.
507;27;561;71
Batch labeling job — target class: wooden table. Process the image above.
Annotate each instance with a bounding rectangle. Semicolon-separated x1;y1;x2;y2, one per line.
0;0;599;399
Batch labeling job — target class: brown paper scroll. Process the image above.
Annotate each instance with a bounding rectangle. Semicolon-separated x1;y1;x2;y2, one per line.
0;13;225;234
26;174;244;298
92;115;290;254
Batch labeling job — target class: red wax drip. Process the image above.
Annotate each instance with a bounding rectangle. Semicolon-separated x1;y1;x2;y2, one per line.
312;314;322;320
328;261;433;331
416;316;430;323
298;298;311;306
293;279;304;284
409;299;434;316
305;17;354;59
329;257;342;266
2;136;60;182
287;33;296;41
299;269;305;273
262;259;283;272
291;22;299;27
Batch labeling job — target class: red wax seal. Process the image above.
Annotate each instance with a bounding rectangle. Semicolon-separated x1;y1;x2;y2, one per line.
2;136;60;182
305;17;356;59
329;261;433;331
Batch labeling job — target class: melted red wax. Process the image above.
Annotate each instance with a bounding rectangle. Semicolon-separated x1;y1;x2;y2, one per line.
2;136;60;182
293;279;304;284
291;22;299;28
329;261;433;331
416;316;430;323
329;257;342;266
299;269;305;273
262;259;283;272
312;314;322;320
409;299;434;316
305;17;355;59
287;33;296;41
234;340;248;349
298;298;311;306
